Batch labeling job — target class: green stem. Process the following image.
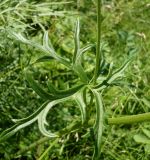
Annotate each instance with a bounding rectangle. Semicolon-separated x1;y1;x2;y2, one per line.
93;0;102;84
38;138;59;160
108;112;150;125
11;112;150;158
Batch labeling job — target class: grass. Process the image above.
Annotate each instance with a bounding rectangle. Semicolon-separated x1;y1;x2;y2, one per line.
0;0;150;159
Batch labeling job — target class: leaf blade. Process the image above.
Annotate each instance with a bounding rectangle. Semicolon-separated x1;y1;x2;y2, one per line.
73;19;80;63
38;96;72;138
92;89;104;159
74;88;87;123
25;71;55;100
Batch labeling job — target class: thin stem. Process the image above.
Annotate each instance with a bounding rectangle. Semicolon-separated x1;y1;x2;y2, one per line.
38;138;59;160
93;0;102;84
108;112;150;125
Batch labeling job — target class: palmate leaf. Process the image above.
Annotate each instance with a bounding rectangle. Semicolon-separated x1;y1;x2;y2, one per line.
92;89;104;160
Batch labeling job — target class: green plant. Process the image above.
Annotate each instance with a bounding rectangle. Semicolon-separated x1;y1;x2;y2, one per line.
1;0;148;159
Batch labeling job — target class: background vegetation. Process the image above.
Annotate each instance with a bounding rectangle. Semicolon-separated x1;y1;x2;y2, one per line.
0;0;150;159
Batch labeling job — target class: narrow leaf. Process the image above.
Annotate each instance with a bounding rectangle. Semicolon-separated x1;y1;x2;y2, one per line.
12;101;49;123
34;55;54;63
47;81;84;98
47;81;58;95
10;31;70;68
73;19;80;63
38;97;71;137
42;31;70;67
43;31;56;56
95;57;133;91
74;64;89;83
9;31;47;53
72;20;90;83
92;89;104;159
38;110;58;138
0;117;37;143
79;44;94;56
107;57;133;84
74;89;87;123
0;102;49;142
76;44;94;63
25;71;55;100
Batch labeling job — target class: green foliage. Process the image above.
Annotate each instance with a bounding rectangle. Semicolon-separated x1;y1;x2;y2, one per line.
0;0;150;160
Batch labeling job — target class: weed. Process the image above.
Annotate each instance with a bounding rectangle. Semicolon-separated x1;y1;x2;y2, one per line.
0;0;150;160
